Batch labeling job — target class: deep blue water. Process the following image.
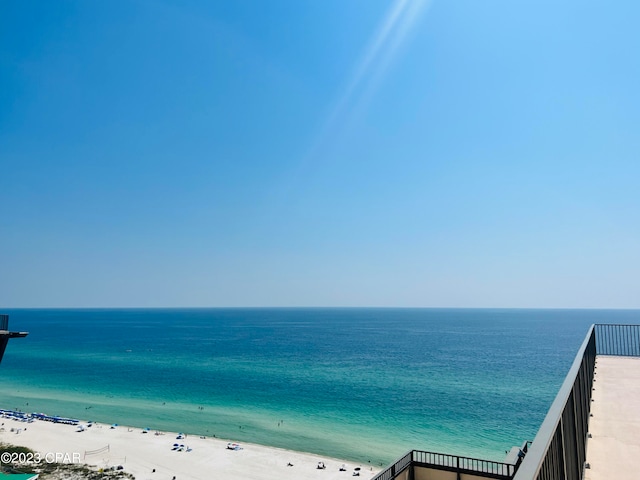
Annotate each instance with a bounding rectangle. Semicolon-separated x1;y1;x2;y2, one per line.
0;308;637;465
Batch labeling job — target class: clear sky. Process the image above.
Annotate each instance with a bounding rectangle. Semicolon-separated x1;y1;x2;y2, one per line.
1;0;638;308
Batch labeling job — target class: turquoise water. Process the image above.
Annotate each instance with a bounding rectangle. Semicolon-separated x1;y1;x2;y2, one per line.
1;308;637;466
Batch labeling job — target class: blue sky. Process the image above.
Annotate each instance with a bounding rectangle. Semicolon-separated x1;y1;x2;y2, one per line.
1;0;638;308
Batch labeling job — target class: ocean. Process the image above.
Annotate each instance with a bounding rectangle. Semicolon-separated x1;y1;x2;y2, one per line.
0;308;637;466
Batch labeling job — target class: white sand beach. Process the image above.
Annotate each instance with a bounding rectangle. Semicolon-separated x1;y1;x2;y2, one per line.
0;416;381;480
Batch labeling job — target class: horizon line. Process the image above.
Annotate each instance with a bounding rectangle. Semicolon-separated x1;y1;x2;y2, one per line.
2;306;639;311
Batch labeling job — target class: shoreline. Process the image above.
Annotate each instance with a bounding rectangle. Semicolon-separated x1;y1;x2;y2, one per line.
0;413;381;480
0;390;405;466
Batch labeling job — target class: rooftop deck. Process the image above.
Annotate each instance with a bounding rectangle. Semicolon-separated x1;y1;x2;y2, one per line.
372;324;640;480
584;355;640;480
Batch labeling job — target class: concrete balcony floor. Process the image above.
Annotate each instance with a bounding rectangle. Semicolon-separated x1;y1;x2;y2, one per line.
584;355;640;480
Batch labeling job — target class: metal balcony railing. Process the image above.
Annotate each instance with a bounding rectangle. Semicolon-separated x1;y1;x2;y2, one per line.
371;449;520;480
373;324;640;480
